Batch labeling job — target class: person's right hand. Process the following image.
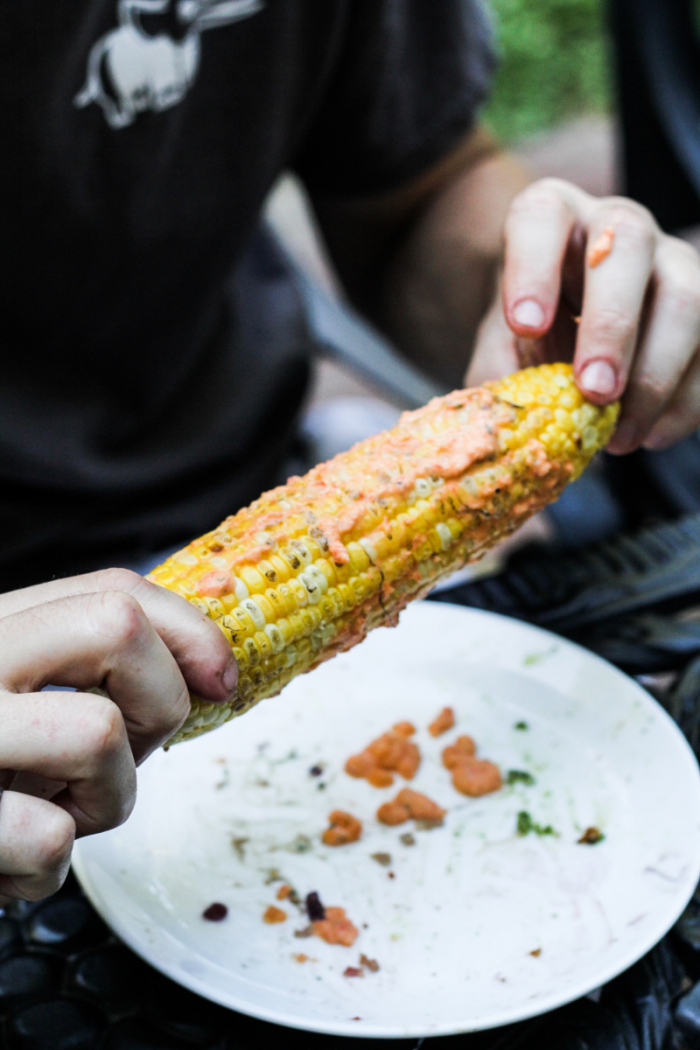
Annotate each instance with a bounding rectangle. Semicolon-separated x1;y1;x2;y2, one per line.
0;568;238;905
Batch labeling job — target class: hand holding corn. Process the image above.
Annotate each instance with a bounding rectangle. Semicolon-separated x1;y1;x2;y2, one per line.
148;363;619;745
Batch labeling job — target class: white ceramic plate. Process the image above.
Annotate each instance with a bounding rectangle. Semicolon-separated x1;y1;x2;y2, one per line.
72;603;700;1039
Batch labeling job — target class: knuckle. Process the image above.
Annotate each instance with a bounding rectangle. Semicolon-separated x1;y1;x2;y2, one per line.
35;808;76;880
81;696;128;767
586;305;637;346
93;566;143;594
151;687;190;742
91;589;149;649
594;200;656;248
629;371;673;412
507;181;570;224
662;273;700;320
106;782;136;831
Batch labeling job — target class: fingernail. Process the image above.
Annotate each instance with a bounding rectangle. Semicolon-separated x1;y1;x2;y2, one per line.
580;360;617;397
223;659;238;696
512;299;545;329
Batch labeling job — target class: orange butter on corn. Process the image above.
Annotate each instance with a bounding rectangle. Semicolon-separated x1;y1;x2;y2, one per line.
148;363;619;745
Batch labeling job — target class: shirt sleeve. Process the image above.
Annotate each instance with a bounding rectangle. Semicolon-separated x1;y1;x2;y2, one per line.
292;0;497;198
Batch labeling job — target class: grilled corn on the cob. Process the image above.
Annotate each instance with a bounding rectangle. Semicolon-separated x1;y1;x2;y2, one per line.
149;363;619;744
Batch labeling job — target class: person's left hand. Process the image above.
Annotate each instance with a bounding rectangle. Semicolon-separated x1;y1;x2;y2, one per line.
467;177;700;453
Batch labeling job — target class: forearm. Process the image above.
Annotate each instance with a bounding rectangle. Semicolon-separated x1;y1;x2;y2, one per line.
312;130;532;389
380;149;531;388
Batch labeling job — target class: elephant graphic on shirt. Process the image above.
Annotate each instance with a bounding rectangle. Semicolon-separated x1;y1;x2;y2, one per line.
74;0;264;128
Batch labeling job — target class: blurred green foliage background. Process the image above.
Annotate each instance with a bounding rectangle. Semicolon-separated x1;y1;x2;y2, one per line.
483;0;612;142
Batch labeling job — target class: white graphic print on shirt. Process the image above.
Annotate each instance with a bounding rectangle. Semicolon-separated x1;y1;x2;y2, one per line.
75;0;264;128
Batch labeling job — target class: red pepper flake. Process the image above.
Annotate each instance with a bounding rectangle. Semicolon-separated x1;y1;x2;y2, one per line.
276;884;293;900
344;966;364;978
293;953;309;963
202;902;228;922
360;954;380;973
387;872;395;879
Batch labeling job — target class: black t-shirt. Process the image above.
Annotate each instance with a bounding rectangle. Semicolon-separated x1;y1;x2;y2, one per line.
1;0;495;590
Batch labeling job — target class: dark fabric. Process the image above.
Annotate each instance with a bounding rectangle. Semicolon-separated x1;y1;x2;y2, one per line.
1;0;495;591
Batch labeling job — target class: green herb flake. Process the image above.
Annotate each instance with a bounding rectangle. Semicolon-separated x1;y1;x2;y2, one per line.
506;769;536;786
231;836;249;860
289;834;313;854
514;721;529;731
516;811;556;837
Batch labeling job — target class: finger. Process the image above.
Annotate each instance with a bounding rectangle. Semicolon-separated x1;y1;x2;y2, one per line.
606;239;700;453
0;690;136;835
0;790;75;902
642;348;700;450
465;293;520;387
0;568;237;704
502;179;581;338
0;591;190;761
574;200;657;405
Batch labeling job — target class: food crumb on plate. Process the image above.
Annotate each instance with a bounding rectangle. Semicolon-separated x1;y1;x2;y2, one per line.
305;891;325;921
428;706;455;737
313;907;360;947
371;852;392;867
345;724;420;786
202;902;228;922
263;905;287;924
344;966;363;977
442;735;476;769
360;953;380;973
529;948;542;957
276;884;293;900
377;787;446;827
451;756;502;798
322;809;362;846
578;826;605;845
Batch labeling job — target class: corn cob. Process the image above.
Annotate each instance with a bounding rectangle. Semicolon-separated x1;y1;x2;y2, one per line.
149;363;619;745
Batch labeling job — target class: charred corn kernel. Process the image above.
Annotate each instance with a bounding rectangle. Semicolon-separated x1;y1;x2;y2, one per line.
265;588;285;618
254;630;273;661
148;364;620;744
242;636;260;666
